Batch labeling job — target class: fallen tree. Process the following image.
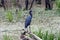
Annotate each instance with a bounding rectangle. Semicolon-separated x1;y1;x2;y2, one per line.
20;32;42;40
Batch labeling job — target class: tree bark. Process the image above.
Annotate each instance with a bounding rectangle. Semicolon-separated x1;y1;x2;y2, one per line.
29;0;34;10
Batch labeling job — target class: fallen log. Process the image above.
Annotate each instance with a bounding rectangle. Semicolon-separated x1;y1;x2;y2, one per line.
29;33;42;40
20;32;42;40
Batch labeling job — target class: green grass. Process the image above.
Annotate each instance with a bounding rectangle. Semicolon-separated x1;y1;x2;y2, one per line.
6;11;13;22
56;0;60;8
33;30;55;40
48;33;54;40
42;31;48;40
16;10;22;22
57;31;60;40
33;29;43;39
3;34;13;40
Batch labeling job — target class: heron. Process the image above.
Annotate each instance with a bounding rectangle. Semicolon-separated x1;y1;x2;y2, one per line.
24;10;32;33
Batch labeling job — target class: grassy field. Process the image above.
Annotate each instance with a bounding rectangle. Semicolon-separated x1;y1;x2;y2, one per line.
0;5;60;40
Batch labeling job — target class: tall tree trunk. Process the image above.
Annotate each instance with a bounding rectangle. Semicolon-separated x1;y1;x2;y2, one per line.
25;0;29;10
29;0;34;10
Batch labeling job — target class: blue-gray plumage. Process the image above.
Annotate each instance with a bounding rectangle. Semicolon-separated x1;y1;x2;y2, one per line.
25;10;32;28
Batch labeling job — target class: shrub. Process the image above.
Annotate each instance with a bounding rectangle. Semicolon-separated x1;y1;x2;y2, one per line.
6;11;13;22
56;0;60;8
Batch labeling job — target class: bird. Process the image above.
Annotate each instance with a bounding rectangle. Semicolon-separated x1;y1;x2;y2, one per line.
24;10;32;33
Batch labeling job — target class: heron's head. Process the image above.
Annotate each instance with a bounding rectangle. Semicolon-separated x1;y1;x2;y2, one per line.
29;10;32;17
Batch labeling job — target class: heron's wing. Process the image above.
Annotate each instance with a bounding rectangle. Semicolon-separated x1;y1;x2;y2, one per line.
25;16;32;28
25;16;32;24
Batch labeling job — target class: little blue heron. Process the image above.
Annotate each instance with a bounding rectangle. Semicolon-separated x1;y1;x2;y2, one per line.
25;10;32;32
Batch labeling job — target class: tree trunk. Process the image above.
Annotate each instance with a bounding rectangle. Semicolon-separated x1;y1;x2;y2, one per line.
29;0;34;10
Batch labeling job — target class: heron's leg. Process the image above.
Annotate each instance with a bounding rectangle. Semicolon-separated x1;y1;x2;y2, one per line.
29;25;31;33
25;28;28;32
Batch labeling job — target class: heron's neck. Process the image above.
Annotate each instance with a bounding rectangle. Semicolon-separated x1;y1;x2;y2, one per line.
30;14;32;17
